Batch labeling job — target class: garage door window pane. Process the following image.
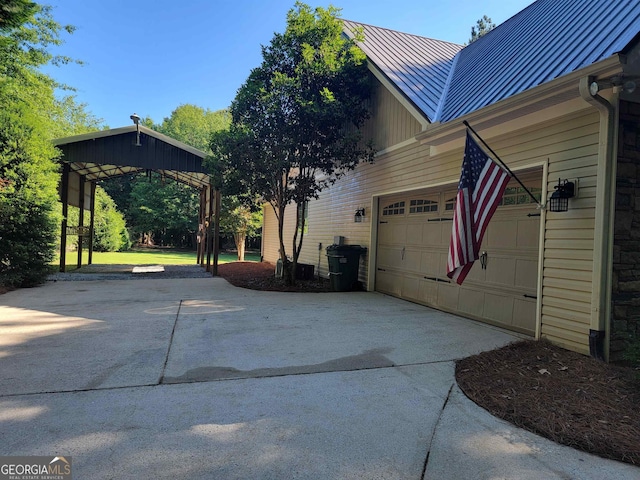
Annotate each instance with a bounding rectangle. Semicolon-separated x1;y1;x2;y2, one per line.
499;186;542;206
445;197;456;211
383;201;405;216
409;198;438;214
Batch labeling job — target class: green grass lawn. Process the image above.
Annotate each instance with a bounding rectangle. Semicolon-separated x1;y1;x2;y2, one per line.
55;248;260;270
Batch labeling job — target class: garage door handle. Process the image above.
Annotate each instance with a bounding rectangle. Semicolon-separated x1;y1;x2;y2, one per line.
424;276;451;283
523;294;537;299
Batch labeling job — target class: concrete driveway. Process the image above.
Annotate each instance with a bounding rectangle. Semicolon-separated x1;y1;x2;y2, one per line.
1;273;638;479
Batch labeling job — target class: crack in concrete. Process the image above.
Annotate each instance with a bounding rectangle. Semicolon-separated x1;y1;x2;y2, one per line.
161;348;395;384
158;299;182;384
421;383;454;480
0;358;445;398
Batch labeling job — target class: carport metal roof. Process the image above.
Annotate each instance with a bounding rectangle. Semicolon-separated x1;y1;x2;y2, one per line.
53;125;210;189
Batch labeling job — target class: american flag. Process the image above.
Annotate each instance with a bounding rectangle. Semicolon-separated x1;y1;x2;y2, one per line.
447;131;511;285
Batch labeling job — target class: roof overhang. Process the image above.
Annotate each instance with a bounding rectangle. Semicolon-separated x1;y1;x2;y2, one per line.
53;125;210;189
417;54;627;154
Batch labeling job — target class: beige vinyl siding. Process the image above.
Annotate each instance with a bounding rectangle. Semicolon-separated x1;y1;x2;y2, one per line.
541;111;600;355
261;204;297;264
360;79;423;151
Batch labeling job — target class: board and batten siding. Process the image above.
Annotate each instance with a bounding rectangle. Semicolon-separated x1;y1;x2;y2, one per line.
359;79;424;150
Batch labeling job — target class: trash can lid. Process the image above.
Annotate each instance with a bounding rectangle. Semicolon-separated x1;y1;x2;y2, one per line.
326;244;367;253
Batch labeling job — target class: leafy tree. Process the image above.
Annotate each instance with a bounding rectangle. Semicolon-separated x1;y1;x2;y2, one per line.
159;104;230;152
126;175;200;248
92;186;129;251
215;2;374;283
156;105;261;258
469;15;496;43
0;2;101;287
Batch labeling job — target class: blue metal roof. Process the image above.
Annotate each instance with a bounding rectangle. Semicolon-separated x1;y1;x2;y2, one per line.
439;0;640;122
343;20;462;121
344;0;640;125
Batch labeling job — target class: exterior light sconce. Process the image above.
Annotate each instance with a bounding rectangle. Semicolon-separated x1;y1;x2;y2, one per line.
354;208;365;223
130;112;142;146
549;178;576;213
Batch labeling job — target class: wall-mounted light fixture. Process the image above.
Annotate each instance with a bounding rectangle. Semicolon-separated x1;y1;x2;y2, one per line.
549;178;575;213
354;208;365;223
130;113;142;146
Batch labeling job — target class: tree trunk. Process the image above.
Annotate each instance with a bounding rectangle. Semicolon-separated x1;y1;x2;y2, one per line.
234;232;246;261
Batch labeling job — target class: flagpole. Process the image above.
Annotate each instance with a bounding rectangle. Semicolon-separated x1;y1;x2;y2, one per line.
463;120;542;208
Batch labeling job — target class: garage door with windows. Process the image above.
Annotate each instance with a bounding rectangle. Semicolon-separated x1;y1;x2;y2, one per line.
375;173;542;335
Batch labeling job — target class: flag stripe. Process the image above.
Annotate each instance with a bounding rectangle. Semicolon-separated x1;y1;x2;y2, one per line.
447;131;511;285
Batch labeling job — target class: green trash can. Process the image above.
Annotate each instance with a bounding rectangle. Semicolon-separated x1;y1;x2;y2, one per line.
326;245;367;291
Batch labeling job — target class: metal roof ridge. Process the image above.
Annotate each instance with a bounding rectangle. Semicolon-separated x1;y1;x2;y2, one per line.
431;50;461;123
342;19;463;47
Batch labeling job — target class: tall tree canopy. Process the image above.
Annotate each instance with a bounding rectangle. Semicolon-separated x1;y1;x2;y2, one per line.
0;2;103;288
211;2;375;282
469;15;496;43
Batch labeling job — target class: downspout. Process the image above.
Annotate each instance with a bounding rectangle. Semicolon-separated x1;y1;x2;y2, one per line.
578;76;617;361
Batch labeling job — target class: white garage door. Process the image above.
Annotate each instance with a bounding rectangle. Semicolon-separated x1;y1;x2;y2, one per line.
375;174;541;335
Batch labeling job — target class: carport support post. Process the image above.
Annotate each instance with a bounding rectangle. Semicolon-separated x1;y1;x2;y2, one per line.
197;188;205;265
77;176;85;269
206;184;214;272
88;182;96;265
213;188;221;276
59;163;70;272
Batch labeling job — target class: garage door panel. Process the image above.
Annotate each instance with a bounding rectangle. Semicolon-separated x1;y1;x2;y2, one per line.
403;249;422;273
392;224;407;244
438;252;449;275
437;283;459;310
457;288;484;316
378;223;395;244
485;256;516;286
376;271;402;296
376;174;541;337
420;251;440;276
464;263;485;282
486;219;518;249
513;299;536;333
402;276;420;300
483;293;515;325
377;246;402;268
517;218;540;249
423;222;442;245
440;222;454;245
516;258;538;290
406;224;423;245
419;280;438;304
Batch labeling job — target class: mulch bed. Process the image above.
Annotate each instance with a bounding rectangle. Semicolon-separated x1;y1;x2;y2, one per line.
217;261;332;292
456;339;640;465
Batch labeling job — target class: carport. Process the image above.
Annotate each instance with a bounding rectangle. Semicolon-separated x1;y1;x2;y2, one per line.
53;122;221;273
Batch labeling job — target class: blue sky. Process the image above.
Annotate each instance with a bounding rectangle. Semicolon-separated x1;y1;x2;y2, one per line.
43;0;534;129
